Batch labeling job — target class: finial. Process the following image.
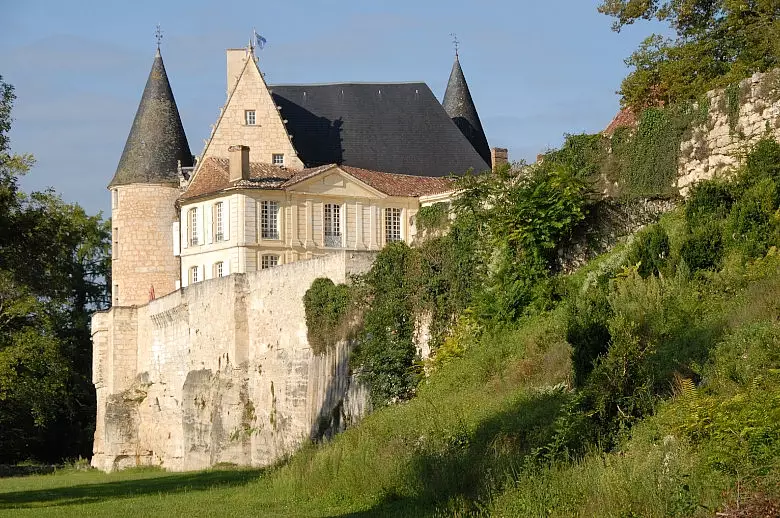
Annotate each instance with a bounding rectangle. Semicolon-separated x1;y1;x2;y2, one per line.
155;24;163;50
450;32;460;57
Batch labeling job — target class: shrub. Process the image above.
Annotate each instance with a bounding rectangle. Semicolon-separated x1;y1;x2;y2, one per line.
680;221;724;272
303;278;352;355
685;179;734;229
743;138;780;192
628;224;670;278
352;242;419;406
725;178;779;258
566;282;612;387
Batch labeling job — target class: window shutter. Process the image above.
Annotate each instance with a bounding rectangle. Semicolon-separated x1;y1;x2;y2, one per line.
205;205;213;244
172;222;181;256
224;200;230;241
223;260;230;276
182;215;188;249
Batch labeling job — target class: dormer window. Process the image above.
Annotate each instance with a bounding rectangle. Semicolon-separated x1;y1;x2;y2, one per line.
272;153;284;166
245;110;256;125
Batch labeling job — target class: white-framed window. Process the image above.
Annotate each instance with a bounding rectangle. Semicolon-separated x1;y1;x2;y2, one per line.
324;203;342;248
245;110;256;125
190;265;199;284
214;261;224;278
189;207;199;246
261;254;279;269
214;202;225;241
261;200;279;240
113;227;119;258
272;153;284;166
385;208;402;243
112;189;119;209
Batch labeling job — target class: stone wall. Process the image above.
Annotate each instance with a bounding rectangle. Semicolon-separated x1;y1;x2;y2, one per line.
678;69;780;193
92;251;375;472
112;183;180;306
557;197;678;274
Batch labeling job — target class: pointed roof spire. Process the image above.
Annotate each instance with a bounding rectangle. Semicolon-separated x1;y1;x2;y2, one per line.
110;45;193;187
442;53;491;166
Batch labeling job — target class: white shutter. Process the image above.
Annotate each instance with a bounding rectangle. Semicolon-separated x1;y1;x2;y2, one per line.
172;222;181;256
181;214;188;249
205;204;213;244
223;260;230;276
224;200;230;241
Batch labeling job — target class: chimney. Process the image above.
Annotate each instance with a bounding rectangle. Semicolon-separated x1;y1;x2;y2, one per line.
491;147;509;172
226;48;248;97
228;145;250;182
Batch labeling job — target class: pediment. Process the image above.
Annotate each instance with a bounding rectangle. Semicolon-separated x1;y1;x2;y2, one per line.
286;167;385;198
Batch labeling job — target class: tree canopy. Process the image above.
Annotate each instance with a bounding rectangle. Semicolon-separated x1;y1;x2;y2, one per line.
599;0;780;109
0;76;111;462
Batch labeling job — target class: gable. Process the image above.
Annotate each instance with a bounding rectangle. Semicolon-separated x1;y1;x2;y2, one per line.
270;83;490;177
285;167;385;199
199;52;303;169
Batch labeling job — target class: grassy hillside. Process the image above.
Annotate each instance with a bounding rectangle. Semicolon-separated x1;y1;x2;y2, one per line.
3;141;780;517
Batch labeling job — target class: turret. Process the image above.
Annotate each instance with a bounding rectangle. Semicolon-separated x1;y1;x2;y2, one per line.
442;53;491;166
109;46;193;306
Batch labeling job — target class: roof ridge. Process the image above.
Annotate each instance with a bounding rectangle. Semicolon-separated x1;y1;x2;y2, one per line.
269;81;428;87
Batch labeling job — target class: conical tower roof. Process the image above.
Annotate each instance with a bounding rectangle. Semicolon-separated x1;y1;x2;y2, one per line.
110;48;193;187
442;55;491;165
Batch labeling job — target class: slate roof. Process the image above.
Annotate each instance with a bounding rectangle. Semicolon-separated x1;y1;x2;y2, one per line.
181;157;454;201
442;55;491;166
269;82;490;177
110;49;193;187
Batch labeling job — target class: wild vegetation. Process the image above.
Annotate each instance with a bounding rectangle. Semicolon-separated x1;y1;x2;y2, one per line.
599;0;780;110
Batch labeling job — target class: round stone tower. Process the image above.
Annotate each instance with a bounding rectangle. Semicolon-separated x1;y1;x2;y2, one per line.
109;47;193;306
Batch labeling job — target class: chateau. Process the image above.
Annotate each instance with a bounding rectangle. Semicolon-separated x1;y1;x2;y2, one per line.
92;40;502;471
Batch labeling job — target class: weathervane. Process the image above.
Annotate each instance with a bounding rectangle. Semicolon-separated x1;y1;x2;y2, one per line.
155;24;163;50
450;32;459;57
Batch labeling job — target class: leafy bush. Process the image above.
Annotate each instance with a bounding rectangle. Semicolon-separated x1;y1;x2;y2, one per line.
725;178;779;258
680;221;724;272
685;179;734;229
742;137;780;193
628;224;670;278
352;242;419;406
303;278;352;355
566;282;612;387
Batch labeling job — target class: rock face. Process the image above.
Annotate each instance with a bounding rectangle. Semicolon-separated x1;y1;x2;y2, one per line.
91;251;374;472
678;69;780;193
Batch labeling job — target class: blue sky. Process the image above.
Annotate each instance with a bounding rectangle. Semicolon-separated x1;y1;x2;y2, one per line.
0;0;663;216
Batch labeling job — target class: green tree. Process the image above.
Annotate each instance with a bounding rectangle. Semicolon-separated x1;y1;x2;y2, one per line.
599;0;780;109
0;76;111;462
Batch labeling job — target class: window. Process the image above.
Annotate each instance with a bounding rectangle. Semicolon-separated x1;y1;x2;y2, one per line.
189;207;199;246
385;208;402;243
261;254;279;269
113;227;119;258
245;110;256;125
214;202;225;241
214;261;224;278
112;189;119;209
261;200;279;239
113;284;119;306
324;203;342;248
190;266;199;284
272;153;284;166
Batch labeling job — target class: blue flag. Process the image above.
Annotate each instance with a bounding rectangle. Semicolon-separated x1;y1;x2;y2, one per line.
255;32;267;50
